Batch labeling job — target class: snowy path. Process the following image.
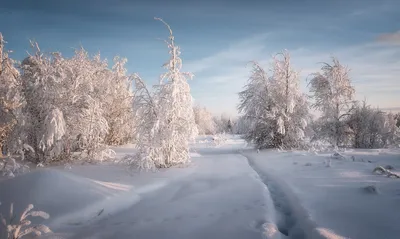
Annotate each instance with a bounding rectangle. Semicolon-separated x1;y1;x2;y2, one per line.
2;136;399;239
246;155;318;238
67;154;280;239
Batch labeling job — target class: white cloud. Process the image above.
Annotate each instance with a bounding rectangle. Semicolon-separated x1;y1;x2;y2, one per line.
184;32;271;74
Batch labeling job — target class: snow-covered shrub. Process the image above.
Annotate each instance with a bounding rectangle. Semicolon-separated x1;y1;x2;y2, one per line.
0;203;51;239
238;51;311;149
0;156;30;178
12;43;133;163
132;18;197;169
308;57;355;147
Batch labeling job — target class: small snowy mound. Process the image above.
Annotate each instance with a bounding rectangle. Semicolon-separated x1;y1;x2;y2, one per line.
331;152;346;160
0;169;119;225
362;185;379;194
373;166;388;175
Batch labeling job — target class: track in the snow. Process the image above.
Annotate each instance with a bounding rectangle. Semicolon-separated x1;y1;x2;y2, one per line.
243;153;320;239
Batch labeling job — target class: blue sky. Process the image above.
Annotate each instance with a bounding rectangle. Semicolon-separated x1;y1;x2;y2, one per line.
1;0;399;117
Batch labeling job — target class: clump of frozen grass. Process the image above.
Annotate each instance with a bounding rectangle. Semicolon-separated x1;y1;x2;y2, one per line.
372;166;400;179
0;156;30;178
304;162;312;166
373;166;389;175
0;203;51;239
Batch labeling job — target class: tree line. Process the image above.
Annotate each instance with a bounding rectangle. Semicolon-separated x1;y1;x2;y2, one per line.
237;51;400;149
1;21;399;171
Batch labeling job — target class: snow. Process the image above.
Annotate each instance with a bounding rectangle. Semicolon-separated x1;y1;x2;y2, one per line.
243;147;400;239
1;135;399;239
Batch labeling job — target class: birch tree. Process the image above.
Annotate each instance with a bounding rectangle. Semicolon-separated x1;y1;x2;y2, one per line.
308;57;355;147
268;51;310;148
103;56;135;145
132;18;197;169
238;51;310;149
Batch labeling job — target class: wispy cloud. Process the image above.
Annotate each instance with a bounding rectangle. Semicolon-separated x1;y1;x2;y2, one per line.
376;30;400;45
186;34;400;116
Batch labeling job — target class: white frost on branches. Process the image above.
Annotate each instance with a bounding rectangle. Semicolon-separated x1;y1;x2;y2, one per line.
38;108;65;152
131;18;197;169
308;58;355;147
193;105;216;135
348;101;400;148
0;203;51;239
238;51;310;149
0;33;26;158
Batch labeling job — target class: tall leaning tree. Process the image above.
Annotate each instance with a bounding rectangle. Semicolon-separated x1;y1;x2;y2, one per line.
134;18;197;169
308;57;355;147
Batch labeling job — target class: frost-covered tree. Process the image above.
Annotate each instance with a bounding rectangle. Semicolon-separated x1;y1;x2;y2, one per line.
308;57;355;147
394;113;400;128
382;112;400;146
0;33;24;156
103;56;135;145
193;105;216;135
268;51;310;148
213;113;231;133
238;61;272;147
238;51;310;149
133;18;197;169
131;74;158;170
19;46;67;162
17;44;125;162
232;116;251;134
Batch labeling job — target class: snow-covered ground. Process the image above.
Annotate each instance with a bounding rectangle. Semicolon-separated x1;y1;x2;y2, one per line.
243;148;400;239
1;135;399;239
